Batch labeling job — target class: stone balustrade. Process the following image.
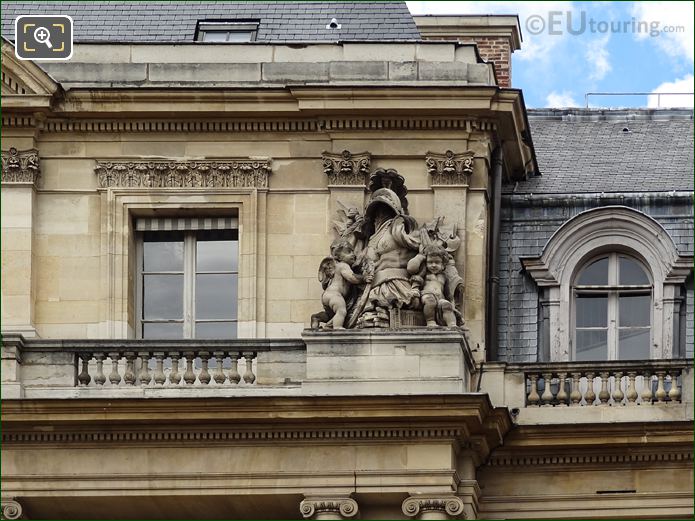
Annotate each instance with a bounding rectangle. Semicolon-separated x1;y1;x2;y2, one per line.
522;360;690;407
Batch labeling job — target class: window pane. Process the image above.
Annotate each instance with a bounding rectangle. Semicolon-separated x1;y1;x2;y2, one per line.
576;329;608;361
143;322;183;339
202;31;228;41
195;321;237;339
576;257;608;285
576;295;607;327
196;274;237;319
143;234;184;272
197;239;238;272
619;328;650;360
143;274;183;319
227;31;253;42
619;257;650;285
619;294;651;326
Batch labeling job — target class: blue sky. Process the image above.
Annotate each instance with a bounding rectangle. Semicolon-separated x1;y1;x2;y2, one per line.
407;1;694;108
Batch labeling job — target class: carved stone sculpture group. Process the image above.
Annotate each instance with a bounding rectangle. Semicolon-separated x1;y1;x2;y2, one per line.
312;165;466;330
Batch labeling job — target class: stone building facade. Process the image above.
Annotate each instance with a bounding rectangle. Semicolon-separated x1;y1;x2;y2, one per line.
1;2;693;520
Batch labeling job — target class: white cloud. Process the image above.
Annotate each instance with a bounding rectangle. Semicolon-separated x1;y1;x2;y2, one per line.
585;35;612;81
631;2;694;63
648;75;694;108
546;91;580;107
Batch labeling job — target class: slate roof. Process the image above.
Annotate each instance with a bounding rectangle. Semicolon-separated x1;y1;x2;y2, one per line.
513;110;694;194
1;1;420;42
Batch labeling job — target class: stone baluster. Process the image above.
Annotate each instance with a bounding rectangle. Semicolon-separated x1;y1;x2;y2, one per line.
556;372;568;406
153;352;166;386
228;352;241;385
402;495;465;520
108;352;122;385
625;372;638;404
124;352;137;385
668;369;682;402
198;351;212;385
213;351;227;384
612;372;624;405
569;372;582;406
139;351;152;386
655;370;667;403
169;352;181;385
541;372;554;406
527;374;540;406
641;371;653;404
242;352;256;384
183;352;197;385
598;371;610;405
78;354;92;386
300;497;359;520
1;499;23;520
94;353;107;386
584;372;596;405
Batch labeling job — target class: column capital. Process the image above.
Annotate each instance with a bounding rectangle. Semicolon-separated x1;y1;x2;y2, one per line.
300;497;358;520
1;499;23;520
402;495;465;519
1;148;40;186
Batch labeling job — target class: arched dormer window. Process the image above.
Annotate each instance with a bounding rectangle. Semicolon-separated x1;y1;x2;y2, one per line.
573;253;652;361
522;207;692;362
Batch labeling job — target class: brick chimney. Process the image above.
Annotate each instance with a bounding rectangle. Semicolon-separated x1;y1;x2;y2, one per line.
412;15;522;88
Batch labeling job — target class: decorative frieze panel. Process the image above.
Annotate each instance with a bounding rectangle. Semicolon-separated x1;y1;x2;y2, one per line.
322;150;371;185
94;159;272;189
1;147;40;184
425;150;474;185
402;496;466;519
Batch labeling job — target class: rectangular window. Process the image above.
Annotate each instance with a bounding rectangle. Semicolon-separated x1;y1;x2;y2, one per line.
136;218;238;339
195;21;259;42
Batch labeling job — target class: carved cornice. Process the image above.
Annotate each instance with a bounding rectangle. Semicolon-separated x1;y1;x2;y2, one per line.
300;498;358;519
0;500;23;521
487;450;694;468
322;150;371;185
426;150;475;185
1;148;40;185
94;158;272;189
402;496;465;519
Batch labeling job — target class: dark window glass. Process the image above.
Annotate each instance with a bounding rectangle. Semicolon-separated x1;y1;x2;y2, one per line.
576;257;608;285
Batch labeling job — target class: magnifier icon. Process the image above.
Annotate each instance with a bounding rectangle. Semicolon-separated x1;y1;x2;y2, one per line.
34;26;53;49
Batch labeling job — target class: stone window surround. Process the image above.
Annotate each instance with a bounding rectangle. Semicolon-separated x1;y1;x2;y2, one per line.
521;206;692;362
100;188;265;340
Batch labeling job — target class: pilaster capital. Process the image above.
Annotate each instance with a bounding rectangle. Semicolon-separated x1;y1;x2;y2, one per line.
1;499;23;520
1;148;40;185
402;495;465;519
300;497;359;519
426;150;474;185
322;149;371;186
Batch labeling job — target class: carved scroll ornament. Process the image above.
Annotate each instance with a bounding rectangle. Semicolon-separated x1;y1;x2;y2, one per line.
322;150;371;185
1;147;40;184
426;150;474;185
402;496;465;518
94;159;272;189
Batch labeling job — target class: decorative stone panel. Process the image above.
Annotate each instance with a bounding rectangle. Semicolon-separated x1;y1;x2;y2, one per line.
322;150;371;185
94;158;272;189
425;150;474;185
1;147;40;184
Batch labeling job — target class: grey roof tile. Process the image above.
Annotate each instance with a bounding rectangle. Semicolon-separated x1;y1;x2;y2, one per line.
1;1;420;42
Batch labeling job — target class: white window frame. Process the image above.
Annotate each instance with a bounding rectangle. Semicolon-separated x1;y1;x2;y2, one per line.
136;224;239;340
196;21;259;42
522;206;693;362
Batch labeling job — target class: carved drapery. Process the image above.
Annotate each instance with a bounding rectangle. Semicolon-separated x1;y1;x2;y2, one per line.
94;159;272;189
322;150;371;185
1;148;40;184
300;498;359;520
402;496;465;519
425;150;474;185
0;499;23;520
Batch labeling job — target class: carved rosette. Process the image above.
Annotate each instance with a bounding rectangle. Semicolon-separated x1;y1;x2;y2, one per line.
0;499;23;521
322;150;371;185
300;498;359;519
402;496;465;519
425;150;474;185
1;148;40;185
94;159;272;189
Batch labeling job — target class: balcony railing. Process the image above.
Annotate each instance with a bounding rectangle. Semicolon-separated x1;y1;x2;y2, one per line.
518;360;690;407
